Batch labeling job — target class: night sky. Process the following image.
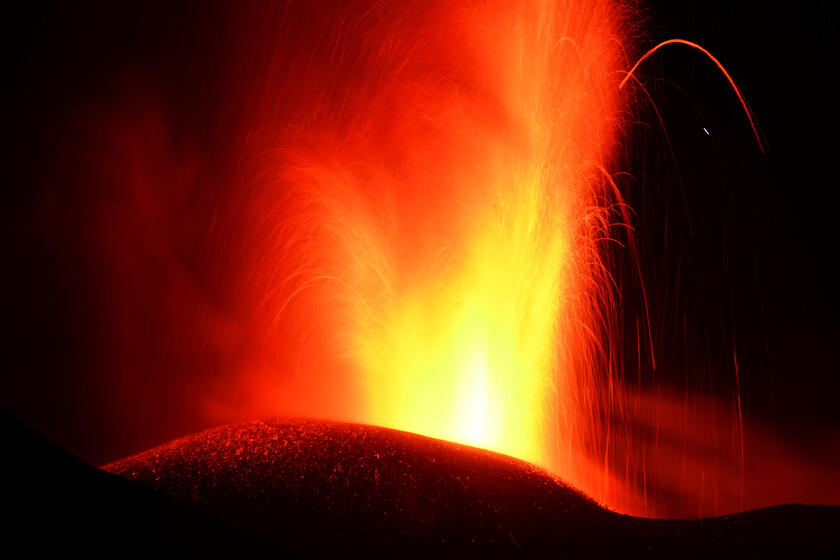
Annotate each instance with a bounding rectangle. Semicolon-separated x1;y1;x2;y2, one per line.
2;0;837;479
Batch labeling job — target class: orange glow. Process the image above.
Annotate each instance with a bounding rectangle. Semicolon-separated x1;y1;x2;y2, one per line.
334;1;630;472
71;0;840;520
230;0;648;510
226;0;631;481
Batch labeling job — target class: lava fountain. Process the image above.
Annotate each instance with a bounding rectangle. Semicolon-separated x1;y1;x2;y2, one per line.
349;1;629;471
43;0;837;520
242;0;633;487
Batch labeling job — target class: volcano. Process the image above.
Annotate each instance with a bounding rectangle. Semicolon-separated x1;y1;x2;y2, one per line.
2;5;839;554
4;409;839;556
100;419;839;557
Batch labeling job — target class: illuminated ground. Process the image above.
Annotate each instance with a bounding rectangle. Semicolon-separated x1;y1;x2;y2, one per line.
102;419;839;557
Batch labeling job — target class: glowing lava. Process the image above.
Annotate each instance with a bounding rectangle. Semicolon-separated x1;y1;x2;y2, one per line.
67;0;839;520
228;0;631;482
336;1;630;472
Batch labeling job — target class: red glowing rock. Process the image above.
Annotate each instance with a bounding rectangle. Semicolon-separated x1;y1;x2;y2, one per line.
105;419;840;557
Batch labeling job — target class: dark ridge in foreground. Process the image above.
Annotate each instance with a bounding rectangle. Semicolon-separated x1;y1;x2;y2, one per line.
105;419;839;558
1;409;270;556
